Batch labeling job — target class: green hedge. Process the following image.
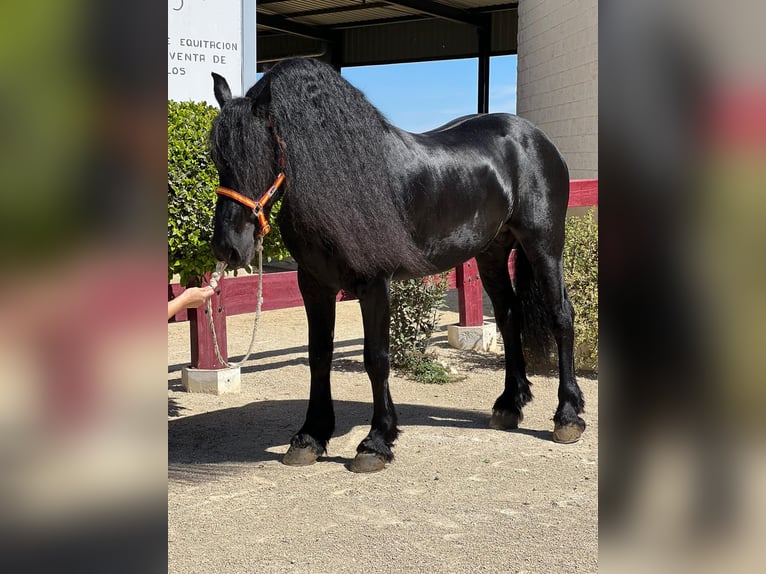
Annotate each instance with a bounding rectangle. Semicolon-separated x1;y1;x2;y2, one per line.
564;209;598;371
168;100;291;285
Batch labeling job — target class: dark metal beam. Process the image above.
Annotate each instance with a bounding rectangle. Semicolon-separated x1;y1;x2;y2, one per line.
257;0;299;5
382;0;483;27
277;3;390;19
257;13;338;42
470;2;518;14
332;14;429;30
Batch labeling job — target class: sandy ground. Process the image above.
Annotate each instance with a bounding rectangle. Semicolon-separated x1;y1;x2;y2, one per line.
168;292;598;574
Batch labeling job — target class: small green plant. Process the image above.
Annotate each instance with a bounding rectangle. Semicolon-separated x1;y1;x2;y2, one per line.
168;100;291;285
390;273;449;366
397;352;452;385
389;273;453;382
563;209;598;371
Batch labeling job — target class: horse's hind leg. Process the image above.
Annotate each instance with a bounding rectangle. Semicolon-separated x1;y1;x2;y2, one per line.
475;235;533;430
283;268;337;466
349;277;399;473
518;239;586;443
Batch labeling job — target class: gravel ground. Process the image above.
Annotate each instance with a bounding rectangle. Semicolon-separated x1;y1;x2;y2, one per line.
168;294;598;574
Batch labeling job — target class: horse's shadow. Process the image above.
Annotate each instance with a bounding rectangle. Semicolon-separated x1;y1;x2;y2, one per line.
169;398;552;477
168;338;365;375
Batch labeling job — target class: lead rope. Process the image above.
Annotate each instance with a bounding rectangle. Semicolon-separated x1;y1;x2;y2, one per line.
205;235;264;368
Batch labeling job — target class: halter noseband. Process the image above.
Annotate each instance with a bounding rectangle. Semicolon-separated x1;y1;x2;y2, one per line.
216;173;285;236
215;116;287;236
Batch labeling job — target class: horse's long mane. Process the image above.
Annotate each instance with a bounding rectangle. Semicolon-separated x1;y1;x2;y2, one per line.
250;58;433;277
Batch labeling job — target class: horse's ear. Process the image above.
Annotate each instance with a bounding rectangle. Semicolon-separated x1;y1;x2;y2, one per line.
249;74;272;114
211;72;232;108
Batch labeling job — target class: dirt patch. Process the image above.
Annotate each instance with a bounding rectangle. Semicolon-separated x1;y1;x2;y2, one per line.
168;296;597;573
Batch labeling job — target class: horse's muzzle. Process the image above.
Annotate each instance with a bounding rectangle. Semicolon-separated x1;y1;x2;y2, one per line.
212;234;253;269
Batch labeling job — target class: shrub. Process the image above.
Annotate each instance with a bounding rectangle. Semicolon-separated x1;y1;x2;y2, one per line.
168;100;291;285
389;273;452;383
168;101;218;285
389;273;450;367
563;209;599;371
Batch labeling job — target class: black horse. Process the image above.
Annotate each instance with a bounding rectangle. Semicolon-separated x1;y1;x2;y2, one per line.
209;58;585;472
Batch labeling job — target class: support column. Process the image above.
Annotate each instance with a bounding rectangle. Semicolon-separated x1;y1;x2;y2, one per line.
182;275;241;394
188;279;227;370
477;17;491;114
329;31;344;71
449;259;497;351
456;259;483;327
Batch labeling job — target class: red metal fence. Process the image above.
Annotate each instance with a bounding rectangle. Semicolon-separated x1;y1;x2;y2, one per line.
169;179;598;369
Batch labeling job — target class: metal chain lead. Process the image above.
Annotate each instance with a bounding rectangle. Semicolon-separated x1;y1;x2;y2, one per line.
206;236;264;368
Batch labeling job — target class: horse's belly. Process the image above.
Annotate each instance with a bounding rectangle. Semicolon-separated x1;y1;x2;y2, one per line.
417;214;506;274
426;229;485;264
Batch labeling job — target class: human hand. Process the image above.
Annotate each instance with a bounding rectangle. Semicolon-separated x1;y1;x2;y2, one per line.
168;286;216;320
180;286;215;309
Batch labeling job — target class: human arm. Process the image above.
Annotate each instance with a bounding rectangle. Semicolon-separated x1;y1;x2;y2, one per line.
168;286;215;320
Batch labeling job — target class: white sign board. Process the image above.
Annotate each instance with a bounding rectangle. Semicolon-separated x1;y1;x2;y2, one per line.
168;0;243;104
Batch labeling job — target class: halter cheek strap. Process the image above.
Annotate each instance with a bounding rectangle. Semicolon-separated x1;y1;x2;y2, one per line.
216;171;286;236
215;186;257;210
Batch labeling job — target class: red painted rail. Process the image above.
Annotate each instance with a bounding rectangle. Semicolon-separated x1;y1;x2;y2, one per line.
170;180;597;369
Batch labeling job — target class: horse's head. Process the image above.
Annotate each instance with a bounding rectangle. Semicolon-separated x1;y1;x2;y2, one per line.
209;72;273;268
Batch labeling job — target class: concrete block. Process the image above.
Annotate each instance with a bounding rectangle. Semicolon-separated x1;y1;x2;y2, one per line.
447;322;498;352
182;366;241;395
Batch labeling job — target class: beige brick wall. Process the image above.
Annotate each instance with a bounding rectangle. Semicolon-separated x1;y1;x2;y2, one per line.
517;0;598;179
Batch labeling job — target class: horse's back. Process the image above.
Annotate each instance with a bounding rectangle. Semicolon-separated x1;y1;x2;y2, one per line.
429;113;570;213
421;114;482;134
410;113;567;198
418;113;560;155
397;113;570;272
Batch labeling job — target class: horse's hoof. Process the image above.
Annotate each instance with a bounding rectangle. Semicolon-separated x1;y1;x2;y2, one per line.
349;452;387;473
282;446;320;466
552;422;584;444
490;410;520;430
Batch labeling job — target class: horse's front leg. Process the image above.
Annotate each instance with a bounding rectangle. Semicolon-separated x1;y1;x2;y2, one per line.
350;277;399;473
283;268;337;466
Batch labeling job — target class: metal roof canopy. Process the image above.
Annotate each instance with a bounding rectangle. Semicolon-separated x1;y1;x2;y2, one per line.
256;0;519;113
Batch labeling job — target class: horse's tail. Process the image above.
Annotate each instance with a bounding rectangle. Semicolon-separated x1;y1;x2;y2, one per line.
514;246;556;370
